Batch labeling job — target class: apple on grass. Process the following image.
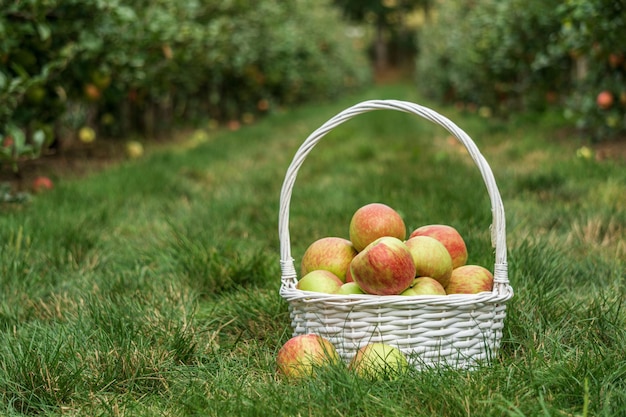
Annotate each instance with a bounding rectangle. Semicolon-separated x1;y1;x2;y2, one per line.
296;270;343;294
301;237;357;282
409;224;468;269
349;342;409;380
33;176;54;193
404;236;453;287
445;265;494;295
400;277;446;296
276;334;340;379
350;236;416;295
125;141;144;159
349;203;406;252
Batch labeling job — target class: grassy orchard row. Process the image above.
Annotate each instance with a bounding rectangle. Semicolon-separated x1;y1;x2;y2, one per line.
296;203;494;297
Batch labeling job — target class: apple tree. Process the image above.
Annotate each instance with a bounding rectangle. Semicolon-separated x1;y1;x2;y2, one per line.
416;0;626;141
548;0;626;140
1;0;371;172
416;0;568;116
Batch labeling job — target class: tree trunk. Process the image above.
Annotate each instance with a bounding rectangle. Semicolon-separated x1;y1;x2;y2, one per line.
375;19;388;72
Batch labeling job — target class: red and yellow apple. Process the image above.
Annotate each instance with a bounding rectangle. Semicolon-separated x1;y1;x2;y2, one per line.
445;265;494;295
301;237;357;282
597;91;614;110
276;334;340;379
404;235;453;287
350;236;415;295
297;270;343;294
349;203;406;252
349;342;408;380
345;266;354;283
409;224;468;269
400;277;446;296
32;176;54;193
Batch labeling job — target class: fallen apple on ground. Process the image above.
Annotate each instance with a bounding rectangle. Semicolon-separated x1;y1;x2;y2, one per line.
125;141;144;159
349;342;409;380
349;203;406;252
276;334;340;379
445;265;494;295
350;236;415;295
301;237;357;282
32;176;54;193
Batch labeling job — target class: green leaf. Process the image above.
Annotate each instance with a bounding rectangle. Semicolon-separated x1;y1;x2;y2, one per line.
7;125;25;150
37;23;51;41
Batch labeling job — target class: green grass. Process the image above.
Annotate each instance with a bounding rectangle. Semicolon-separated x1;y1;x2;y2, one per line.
1;82;625;416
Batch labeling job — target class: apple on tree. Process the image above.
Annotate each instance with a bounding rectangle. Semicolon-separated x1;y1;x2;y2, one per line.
350;236;415;295
296;270;343;294
445;265;494;295
301;237;357;282
349;203;406;252
404;235;453;287
409;224;468;269
597;91;614;110
349;342;409;380
276;334;340;379
400;277;446;296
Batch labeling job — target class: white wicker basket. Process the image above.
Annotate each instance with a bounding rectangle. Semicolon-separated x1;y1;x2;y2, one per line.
278;100;514;370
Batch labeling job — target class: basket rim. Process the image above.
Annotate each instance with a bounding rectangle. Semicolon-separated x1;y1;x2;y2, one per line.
278;99;512;300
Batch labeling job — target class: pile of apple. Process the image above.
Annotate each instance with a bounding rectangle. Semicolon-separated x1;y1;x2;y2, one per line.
297;202;494;297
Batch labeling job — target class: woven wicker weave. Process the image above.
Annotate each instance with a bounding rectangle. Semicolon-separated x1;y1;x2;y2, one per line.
278;100;514;369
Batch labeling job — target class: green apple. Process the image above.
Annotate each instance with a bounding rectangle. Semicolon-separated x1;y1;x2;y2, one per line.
404;235;453;287
296;270;343;294
336;282;365;295
349;203;406;252
78;126;96;143
301;237;357;282
350;236;415;295
125;141;144;159
349;342;408;380
400;277;446;296
409;224;468;269
276;334;340;379
445;265;494;295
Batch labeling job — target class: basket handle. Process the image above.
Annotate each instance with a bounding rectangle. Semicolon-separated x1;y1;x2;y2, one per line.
278;100;508;295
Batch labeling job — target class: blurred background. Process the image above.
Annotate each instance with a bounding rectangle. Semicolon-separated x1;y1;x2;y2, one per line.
1;0;625;179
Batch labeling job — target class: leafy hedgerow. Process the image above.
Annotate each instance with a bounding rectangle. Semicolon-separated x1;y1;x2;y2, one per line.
0;0;371;170
416;0;626;141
